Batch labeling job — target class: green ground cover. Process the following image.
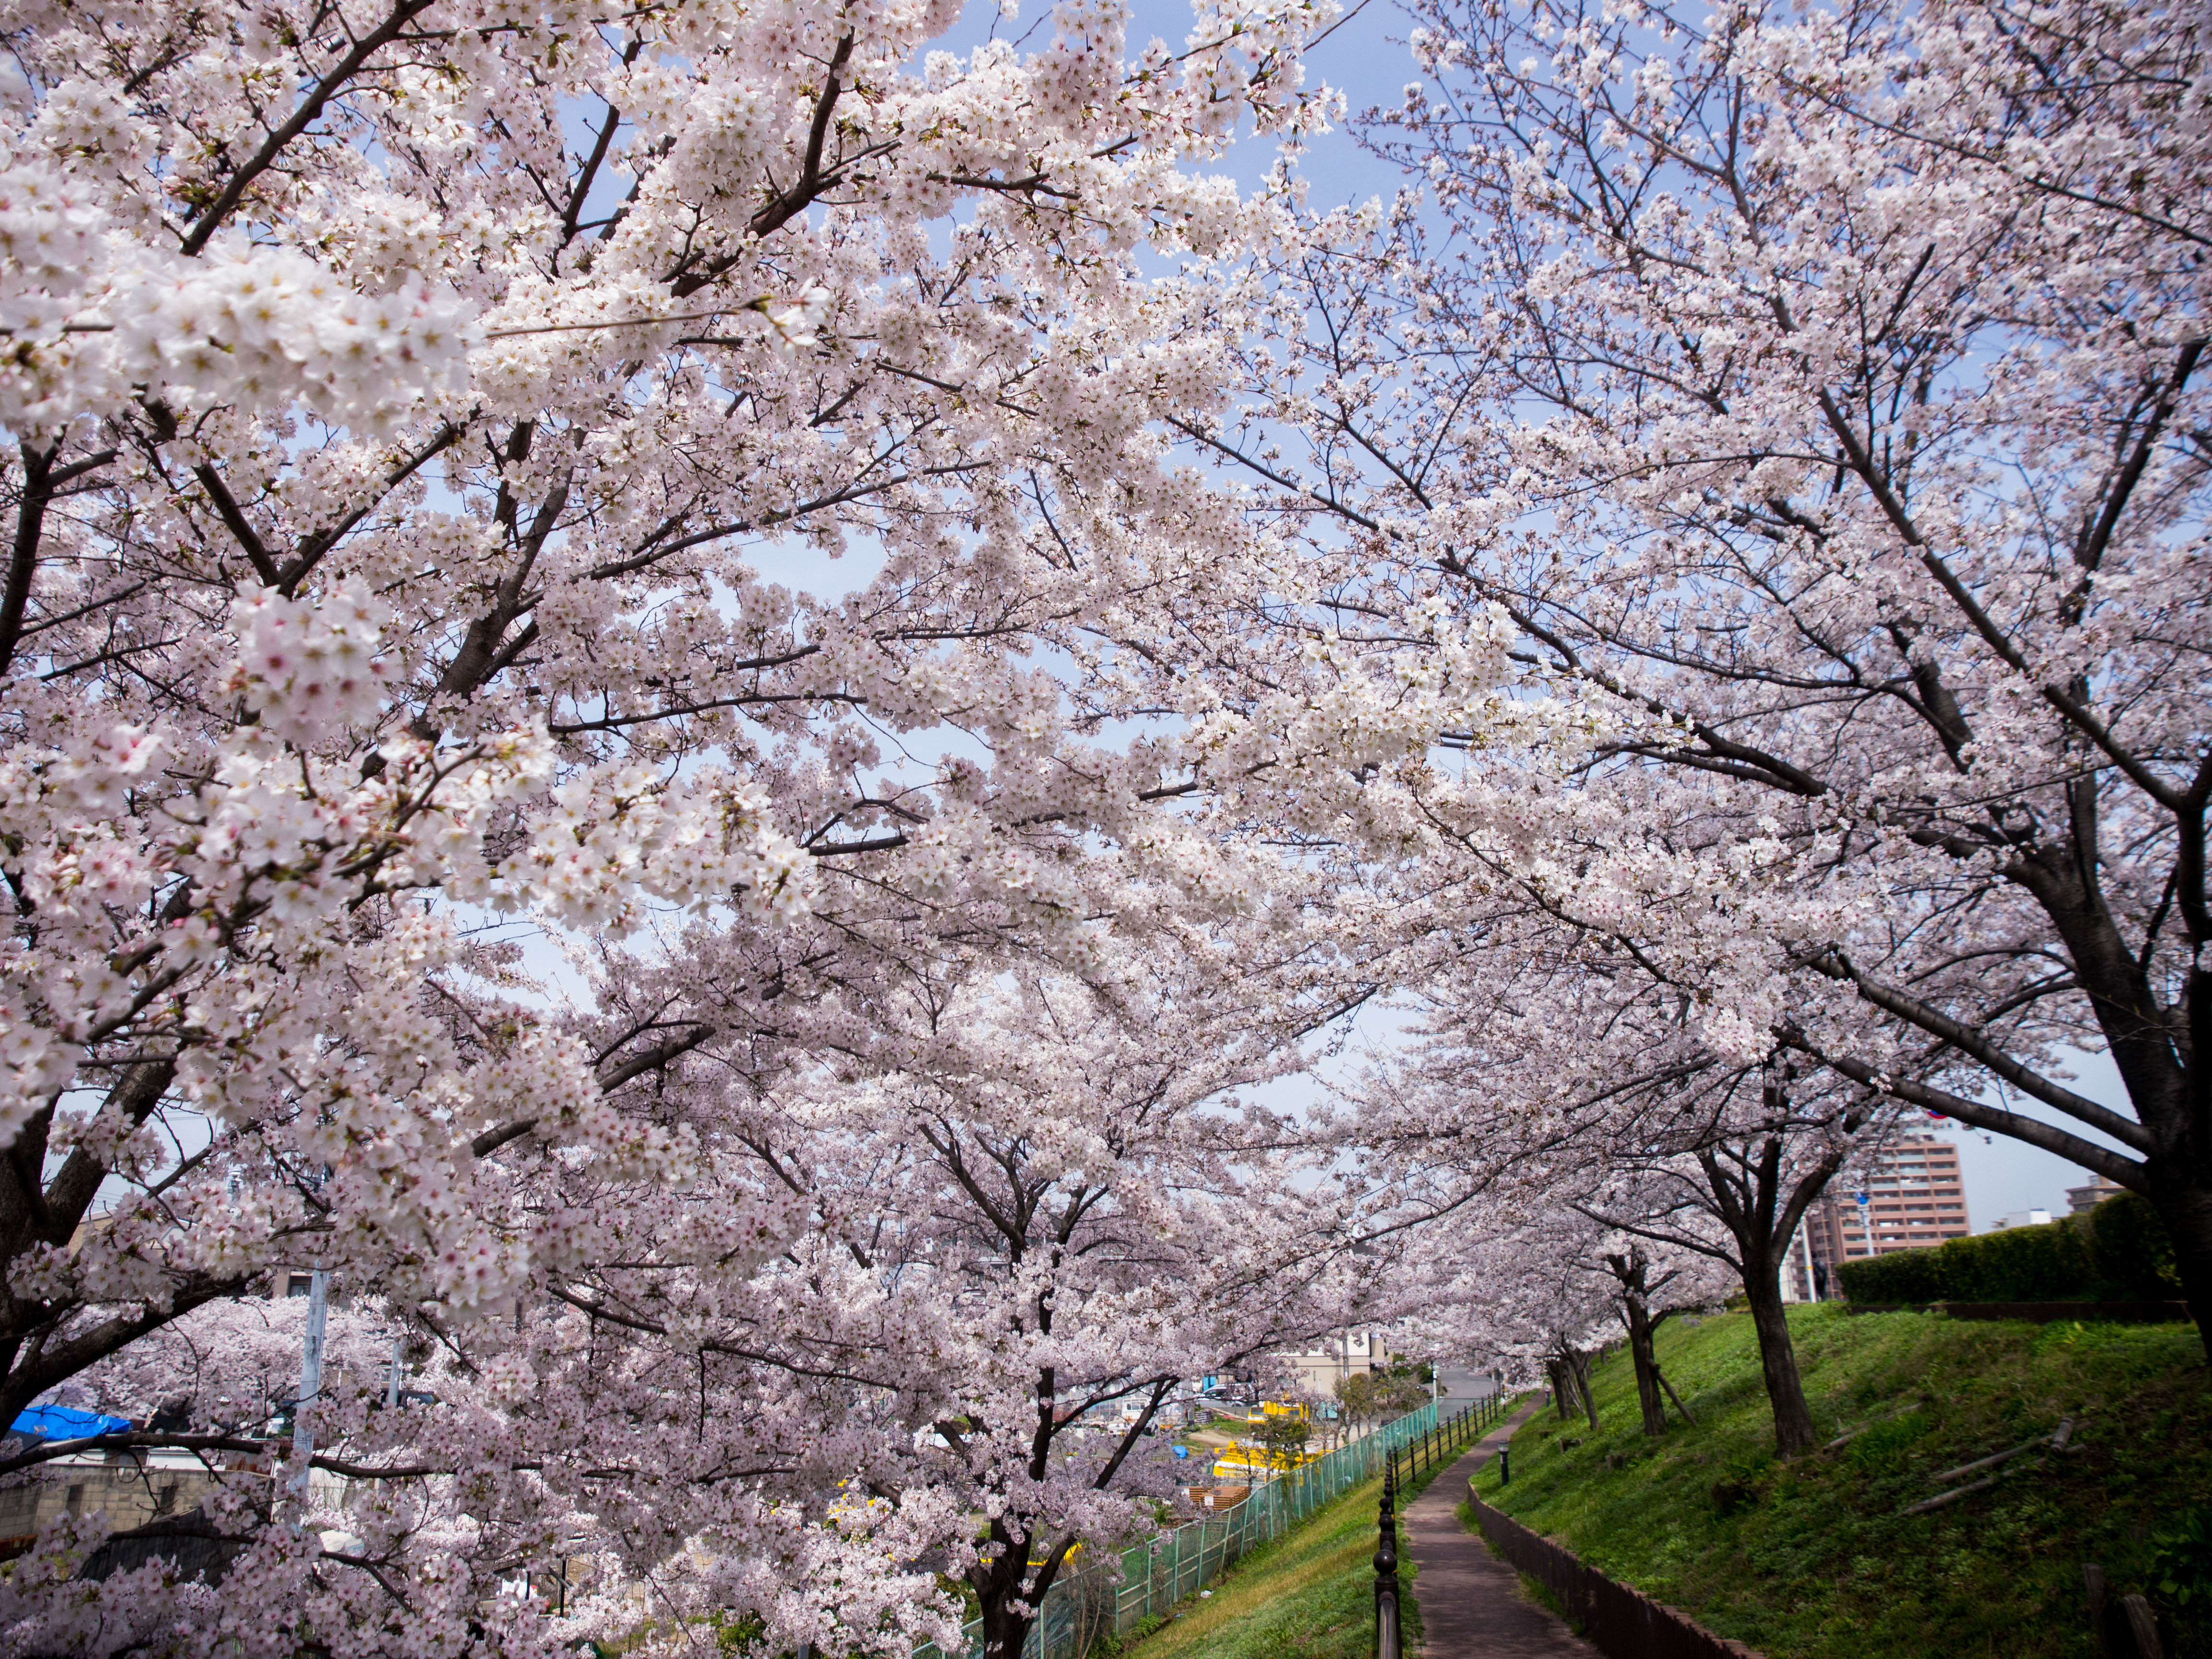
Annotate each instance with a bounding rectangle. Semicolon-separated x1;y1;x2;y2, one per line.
1471;1305;2212;1659
1121;1427;1485;1659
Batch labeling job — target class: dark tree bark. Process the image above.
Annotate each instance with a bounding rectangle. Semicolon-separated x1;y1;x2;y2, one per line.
1693;1127;1839;1458
1600;1246;1674;1437
1588;1091;1857;1459
1555;1341;1600;1431
1741;1258;1818;1456
2160;1175;2212;1365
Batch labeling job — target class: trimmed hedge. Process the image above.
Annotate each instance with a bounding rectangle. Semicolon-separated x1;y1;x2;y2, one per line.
1835;1192;2179;1305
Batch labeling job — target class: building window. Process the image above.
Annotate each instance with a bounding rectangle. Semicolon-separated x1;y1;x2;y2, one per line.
287;1274;313;1298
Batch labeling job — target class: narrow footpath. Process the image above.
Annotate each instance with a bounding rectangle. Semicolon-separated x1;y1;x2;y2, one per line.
1402;1402;1599;1659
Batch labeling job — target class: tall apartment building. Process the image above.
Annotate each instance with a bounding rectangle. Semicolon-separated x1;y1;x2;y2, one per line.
1799;1135;1971;1297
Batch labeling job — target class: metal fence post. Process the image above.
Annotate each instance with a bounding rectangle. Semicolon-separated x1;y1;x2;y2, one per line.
1374;1455;1401;1659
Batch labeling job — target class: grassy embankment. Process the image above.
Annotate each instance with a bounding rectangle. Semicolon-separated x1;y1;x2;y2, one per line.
1122;1422;1493;1659
1467;1305;2211;1659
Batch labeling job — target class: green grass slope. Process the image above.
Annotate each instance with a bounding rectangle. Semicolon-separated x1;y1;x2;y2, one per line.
1124;1436;1484;1659
1472;1306;2212;1659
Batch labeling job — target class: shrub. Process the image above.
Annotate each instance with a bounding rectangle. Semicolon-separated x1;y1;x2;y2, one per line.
2084;1191;2180;1295
1835;1194;2179;1305
2152;1509;2212;1611
1840;1244;1948;1304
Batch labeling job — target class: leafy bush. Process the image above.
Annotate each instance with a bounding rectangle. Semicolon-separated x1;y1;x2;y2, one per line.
1840;1245;1949;1304
2153;1510;2212;1611
2086;1192;2180;1293
1836;1193;2179;1305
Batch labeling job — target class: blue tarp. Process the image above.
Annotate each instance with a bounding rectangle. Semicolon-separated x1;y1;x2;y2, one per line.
10;1404;132;1441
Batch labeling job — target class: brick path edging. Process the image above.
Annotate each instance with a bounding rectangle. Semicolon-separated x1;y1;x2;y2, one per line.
1463;1488;1769;1659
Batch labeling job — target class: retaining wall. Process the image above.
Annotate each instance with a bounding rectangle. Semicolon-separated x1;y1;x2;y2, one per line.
1462;1489;1767;1659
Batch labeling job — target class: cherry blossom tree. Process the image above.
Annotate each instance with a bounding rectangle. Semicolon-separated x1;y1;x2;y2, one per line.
2;949;1365;1658
1336;927;1880;1452
0;0;1391;1649
1187;0;2212;1360
395;949;1363;1659
64;1288;400;1431
577;956;1355;1659
1433;1204;1621;1431
1593;1240;1705;1437
1565;1072;1865;1453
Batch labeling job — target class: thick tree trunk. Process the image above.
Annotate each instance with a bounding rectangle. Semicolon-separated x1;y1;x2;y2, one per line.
1601;1250;1671;1437
977;1596;1034;1659
2153;1177;2212;1367
1547;1360;1573;1419
1563;1345;1600;1431
974;1544;1049;1659
1742;1271;1818;1456
1691;1130;1840;1459
2001;820;2209;1365
1622;1303;1667;1436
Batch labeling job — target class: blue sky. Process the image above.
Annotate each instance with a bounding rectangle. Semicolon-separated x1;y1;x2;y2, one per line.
932;0;1421;202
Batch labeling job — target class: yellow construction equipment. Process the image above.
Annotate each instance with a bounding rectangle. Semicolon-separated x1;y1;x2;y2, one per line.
1211;1443;1321;1480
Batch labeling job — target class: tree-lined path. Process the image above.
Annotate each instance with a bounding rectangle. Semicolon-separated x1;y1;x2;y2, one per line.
1404;1404;1597;1659
3;0;2204;1651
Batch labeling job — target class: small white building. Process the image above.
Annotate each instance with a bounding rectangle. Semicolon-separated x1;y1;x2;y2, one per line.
1990;1208;2053;1232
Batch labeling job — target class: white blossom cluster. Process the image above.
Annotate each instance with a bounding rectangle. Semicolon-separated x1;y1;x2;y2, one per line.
0;150;474;434
109;245;475;436
226;582;399;746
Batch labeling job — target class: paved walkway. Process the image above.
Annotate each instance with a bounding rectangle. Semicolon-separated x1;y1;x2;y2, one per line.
1403;1403;1600;1659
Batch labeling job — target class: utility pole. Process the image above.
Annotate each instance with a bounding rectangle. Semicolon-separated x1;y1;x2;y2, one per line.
385;1333;403;1409
292;1268;328;1504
